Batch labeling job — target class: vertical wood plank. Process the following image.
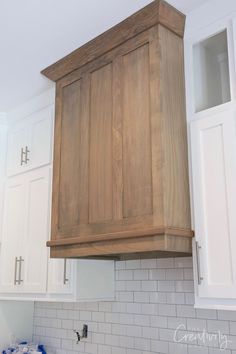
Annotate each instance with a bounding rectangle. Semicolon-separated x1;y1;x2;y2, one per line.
59;77;89;228
122;44;153;218
89;63;113;223
159;25;191;228
112;56;123;220
149;26;165;227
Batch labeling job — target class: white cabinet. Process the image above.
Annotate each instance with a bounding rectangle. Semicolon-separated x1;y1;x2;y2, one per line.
0;167;50;294
0;97;115;302
190;111;236;299
0;166;115;301
20;168;50;293
0;174;26;293
6;106;53;176
47;258;75;295
47;259;114;301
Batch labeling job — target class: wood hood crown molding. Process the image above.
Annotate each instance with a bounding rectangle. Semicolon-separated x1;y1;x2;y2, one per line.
41;0;185;82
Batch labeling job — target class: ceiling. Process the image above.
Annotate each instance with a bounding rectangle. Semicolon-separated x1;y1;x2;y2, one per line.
0;0;209;112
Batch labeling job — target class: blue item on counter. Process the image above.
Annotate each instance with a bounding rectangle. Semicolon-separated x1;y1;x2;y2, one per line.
2;342;47;353
37;345;46;354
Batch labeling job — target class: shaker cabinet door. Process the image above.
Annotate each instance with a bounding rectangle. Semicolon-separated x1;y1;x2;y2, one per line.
0;176;27;293
0;168;50;294
7;126;29;176
28;106;53;170
47;258;74;294
21;167;50;293
191;111;236;298
7;106;53;177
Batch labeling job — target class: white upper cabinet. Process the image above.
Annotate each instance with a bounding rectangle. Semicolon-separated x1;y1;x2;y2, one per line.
190;111;236;299
0;97;115;301
193;30;231;112
185;13;236;308
47;259;115;302
6;106;53;176
47;258;75;295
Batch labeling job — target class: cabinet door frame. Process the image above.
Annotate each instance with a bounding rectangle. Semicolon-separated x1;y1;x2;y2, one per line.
20;167;51;293
47;258;76;295
6;106;53;177
185;19;236;120
0;174;27;293
190;111;236;298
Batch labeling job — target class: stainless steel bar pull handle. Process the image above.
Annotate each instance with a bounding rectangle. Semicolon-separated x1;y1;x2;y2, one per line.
20;148;25;166
14;257;20;285
19;256;24;284
25;146;30;164
196;241;203;285
63;259;69;285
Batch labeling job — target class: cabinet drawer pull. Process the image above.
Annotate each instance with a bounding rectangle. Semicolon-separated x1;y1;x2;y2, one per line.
20;148;26;166
25;146;30;164
63;259;69;284
19;256;24;284
14;257;20;285
196;241;203;285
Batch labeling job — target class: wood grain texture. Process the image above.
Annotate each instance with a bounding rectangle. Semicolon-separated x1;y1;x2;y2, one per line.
122;44;153;218
47;4;192;259
158;25;191;229
41;1;185;81
47;227;193;247
59;79;89;228
89;64;113;223
112;56;123;220
50;234;192;259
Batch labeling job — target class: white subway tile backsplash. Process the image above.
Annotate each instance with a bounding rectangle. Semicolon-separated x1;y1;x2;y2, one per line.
207;320;229;334
141;280;158;292
158;281;175;292
151;339;169;353
149;269;166;280
187;318;207;332
177;305;196;318
117;270;133;281
165;269;184;280
157;258;174;268
158;304;176;317
33;257;236;354
134;292;150;303
126;303;142;314
141;259;157;269
149;292;167;304
126;281;141;292
126;260;141;270
133;269;149;280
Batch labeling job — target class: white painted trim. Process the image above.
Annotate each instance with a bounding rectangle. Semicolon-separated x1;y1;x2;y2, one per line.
195;296;236;311
185;19;236;121
7;87;55;126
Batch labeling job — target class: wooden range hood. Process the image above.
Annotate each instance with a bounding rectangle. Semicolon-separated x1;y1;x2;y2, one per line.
42;0;194;260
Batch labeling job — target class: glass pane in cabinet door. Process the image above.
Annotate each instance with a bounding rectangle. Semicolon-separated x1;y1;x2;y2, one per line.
193;30;231;112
